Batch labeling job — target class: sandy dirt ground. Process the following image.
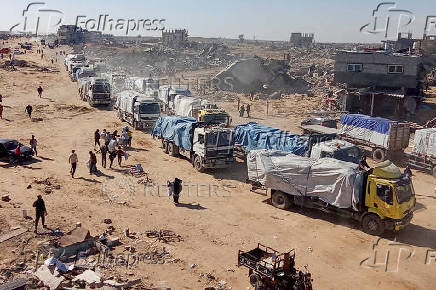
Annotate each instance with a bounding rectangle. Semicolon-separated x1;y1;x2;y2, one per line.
0;38;435;289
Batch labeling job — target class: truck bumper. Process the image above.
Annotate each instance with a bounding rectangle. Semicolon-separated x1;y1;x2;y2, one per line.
90;100;111;106
204;158;234;169
136;121;157;130
385;212;413;231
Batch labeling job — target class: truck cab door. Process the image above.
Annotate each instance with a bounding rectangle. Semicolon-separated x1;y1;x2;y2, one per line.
368;180;396;219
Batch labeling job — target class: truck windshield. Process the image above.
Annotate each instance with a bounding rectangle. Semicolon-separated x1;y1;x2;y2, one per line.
206;132;233;146
204;114;228;125
140;103;160;114
93;84;110;93
396;183;414;204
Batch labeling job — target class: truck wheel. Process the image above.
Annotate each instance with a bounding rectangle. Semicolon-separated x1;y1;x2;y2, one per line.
372;148;386;163
362;214;384;236
162;141;169;154
168;143;179;157
193;155;205;172
271;191;291;210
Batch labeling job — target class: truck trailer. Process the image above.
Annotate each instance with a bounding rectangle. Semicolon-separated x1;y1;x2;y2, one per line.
115;90;161;130
247;150;416;235
152;116;234;172
406;128;436;177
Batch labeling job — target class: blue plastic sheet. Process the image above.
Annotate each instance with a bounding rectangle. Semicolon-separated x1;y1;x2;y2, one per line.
234;122;308;156
341;114;391;135
152;116;197;151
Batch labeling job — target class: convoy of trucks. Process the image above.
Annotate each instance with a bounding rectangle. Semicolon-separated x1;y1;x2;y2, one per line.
115;90;161;130
152;116;235;172
62;53;427;236
247;150;416;235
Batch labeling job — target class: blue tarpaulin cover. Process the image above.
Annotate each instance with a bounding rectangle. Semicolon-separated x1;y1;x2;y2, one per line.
341;114;392;135
152;116;197;151
234;122;308;156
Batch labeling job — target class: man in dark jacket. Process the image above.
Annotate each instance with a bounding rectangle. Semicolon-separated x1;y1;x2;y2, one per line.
173;178;182;204
100;144;108;168
33;195;47;233
94;129;101;147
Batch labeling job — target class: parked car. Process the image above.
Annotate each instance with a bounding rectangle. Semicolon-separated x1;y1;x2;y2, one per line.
0;139;33;163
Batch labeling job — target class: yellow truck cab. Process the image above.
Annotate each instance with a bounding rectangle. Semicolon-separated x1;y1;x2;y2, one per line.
362;161;416;235
197;109;231;127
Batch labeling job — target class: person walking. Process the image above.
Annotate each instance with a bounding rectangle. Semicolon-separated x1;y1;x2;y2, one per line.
116;146;124;167
127;129;132;147
69;150;78;178
37;86;43;98
239;105;245;117
100;144;108;168
246;103;251;118
173;178;182;204
33;195;47;233
0;103;3;120
237;97;240;111
89;151;97;174
25;105;33;119
30;135;37;156
94;129;101;147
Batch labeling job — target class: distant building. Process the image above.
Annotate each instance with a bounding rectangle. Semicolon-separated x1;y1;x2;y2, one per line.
289;33;314;47
162;29;188;48
57;25;84;44
334;50;424;118
382;33;419;52
421;35;436;55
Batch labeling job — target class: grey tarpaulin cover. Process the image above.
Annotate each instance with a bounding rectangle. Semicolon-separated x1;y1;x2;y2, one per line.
247;150;363;210
412;128;436;158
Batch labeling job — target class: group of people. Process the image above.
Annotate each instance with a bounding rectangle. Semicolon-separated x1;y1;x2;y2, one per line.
237;99;251;118
68;127;132;177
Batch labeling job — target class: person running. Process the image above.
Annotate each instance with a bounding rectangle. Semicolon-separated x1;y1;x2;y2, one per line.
33;195;47;233
30;135;37;156
25;105;33;119
100;144;108;168
69;150;78;178
89;151;97;174
94;129;101;147
246;104;251;118
116;146;124;167
37;86;43;98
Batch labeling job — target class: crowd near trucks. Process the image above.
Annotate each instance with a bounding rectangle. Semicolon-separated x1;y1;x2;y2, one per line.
114;91;161;130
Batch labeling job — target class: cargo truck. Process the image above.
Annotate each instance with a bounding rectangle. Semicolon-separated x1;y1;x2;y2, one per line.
406;128;436;177
115;91;161;130
79;78;111;106
247;150;416;235
152;116;234;172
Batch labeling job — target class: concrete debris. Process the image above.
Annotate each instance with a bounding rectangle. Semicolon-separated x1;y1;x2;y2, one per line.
59;227;91;247
72;269;101;285
0;278;27;290
0;228;27;243
34;265;65;290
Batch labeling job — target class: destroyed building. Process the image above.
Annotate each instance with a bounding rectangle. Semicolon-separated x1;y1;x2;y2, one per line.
162;29;188;48
334;50;424;118
214;56;310;94
422;35;436;55
382;33;420;52
57;25;84;44
290;33;314;47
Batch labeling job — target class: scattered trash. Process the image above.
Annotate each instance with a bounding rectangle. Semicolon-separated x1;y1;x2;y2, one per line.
1;195;10;202
145;229;182;243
